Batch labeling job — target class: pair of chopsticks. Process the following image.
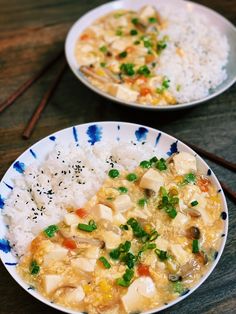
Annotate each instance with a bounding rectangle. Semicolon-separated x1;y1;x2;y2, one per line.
181;140;236;203
0;50;67;139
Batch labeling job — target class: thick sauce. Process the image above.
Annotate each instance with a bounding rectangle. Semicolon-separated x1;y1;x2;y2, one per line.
18;152;224;314
75;6;177;107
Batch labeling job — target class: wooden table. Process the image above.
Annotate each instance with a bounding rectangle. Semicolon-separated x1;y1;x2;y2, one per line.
0;0;235;313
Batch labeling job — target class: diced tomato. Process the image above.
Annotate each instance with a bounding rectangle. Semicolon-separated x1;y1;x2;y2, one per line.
137;263;150;276
126;46;135;53
145;54;156;63
62;238;77;250
197;177;210;192
76;208;88;218
80;33;90;41
134;75;148;84
124;77;135;84
140;87;152;96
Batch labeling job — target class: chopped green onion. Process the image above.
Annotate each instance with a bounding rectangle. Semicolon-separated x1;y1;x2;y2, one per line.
191;200;198;207
99;45;107;53
155;248;168;261
99;256;111;269
120;224;129;230
109;241;131;260
106;197;114;201
137;65;151;77
118;186;128;193
122;252;136;268
149;17;158;23
158;187;178;219
176;84;181;91
134;40;140;45
120;63;135;76
119;51;127;58
44;225;59;238
172;281;186;294
78;220;97;232
140;160;151;169
182;173;196;185
155;158;167;171
150;156;158;164
131;18;139;25
137;242;156;259
116;29;123;36
109;248;121;260
117;268;134;287
192;239;199;253
108;169;120;178
114;12;123;18
100;62;106;67
138;198;148;207
130;29;138;36
30;260;40;275
157;40;167;53
127;218;148;238
149;230;159;241
126;173;138;182
156;78;170;94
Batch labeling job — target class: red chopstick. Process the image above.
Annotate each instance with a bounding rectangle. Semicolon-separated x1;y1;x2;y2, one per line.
22;60;67;139
182;140;236;173
0;50;64;114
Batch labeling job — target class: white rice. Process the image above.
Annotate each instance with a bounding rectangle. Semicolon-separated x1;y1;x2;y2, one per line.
156;5;229;102
3;141;157;257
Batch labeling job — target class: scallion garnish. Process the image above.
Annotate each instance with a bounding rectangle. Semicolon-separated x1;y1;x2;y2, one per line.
191;200;198;207
118;186;128;193
77;220;97;232
137;198;148;207
155;158;167;171
130;29;138;36
155;248;169;261
137;65;151;77
120;63;135;76
108;169;120;178
139;160;151;169
30;260;40;275
192;239;199;253
99;256;111;269
44;224;59;238
119;51;128;58
126;173;138;182
117;268;134;287
99;45;107;53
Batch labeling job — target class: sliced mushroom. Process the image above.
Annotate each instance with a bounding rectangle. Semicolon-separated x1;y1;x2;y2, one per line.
168;274;182;282
80;66;109;83
73;236;105;248
186;226;200;239
103;68;122;83
145;189;156;198
180;259;200;278
104;221;122;235
187;209;201;218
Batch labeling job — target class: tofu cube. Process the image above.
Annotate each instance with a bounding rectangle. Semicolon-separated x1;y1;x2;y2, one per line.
112;195;133;212
103;231;121;250
64;213;80;226
43;274;63;294
139;169;164;193
71;257;97;272
171;212;189;227
170;244;191;265
108;84;139;102
65;286;85;303
155;237;169;251
139;5;157;23
43;245;68;266
173;152;197;175
84;246;100;259
113;212;126;225
91;204;113;222
122;277;156;313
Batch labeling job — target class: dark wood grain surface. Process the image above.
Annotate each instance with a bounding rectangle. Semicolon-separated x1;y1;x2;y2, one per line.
0;0;235;313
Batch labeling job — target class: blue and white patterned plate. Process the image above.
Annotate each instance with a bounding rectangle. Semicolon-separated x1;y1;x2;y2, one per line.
0;121;228;313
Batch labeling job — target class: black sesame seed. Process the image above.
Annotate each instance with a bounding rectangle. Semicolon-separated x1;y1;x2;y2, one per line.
221;233;225;237
214;251;219;260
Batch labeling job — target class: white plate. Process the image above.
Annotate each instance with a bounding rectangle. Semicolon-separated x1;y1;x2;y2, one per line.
0;121;228;313
65;0;236;110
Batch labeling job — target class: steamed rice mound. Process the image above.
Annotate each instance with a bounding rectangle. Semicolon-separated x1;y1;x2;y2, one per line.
3;141;157;257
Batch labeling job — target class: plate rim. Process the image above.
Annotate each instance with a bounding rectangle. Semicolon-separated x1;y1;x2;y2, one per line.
0;121;229;313
65;0;236;111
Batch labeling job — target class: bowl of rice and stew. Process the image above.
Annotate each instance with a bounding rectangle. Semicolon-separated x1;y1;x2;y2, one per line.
0;122;228;313
65;0;236;110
